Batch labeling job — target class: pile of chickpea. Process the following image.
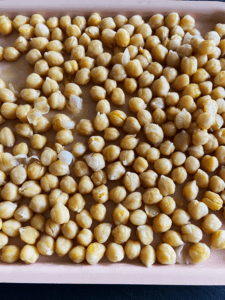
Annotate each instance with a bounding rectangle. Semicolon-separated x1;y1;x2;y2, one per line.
0;11;225;267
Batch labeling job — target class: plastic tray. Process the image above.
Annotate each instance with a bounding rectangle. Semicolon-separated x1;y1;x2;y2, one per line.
0;0;225;285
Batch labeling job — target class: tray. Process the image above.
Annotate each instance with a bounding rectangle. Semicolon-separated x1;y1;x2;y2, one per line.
0;0;225;285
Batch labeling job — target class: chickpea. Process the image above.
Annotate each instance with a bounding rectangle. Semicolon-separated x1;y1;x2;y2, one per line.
13;36;29;53
111;225;131;245
40;148;57;167
172;209;191;226
201;190;223;211
102;128;119;143
51;27;64;42
74;161;89;178
63;61;78;77
110;88;125;106
0;170;7;187
0;231;9;249
0;88;17;104
162;230;183;248
152;108;166;125
46;17;58;29
102;80;116;97
201;214;222;236
13;15;29;30
86;242;106;265
134;143;149;159
208;175;225;193
84;153;105;172
85;25;100;39
157;175;175;197
159;196;175;215
171;167;187;185
19;23;35;40
201;155;219;173
69;245;85;264
3;47;20;62
189;243;210;264
181;224;203;243
12;143;28;157
145;203;162;222
77;228;93;247
71;143;87;158
42;77;59;96
173;130;191;152
37;235;55;256
44;219;60;239
26;161;46;180
55;236;73;257
153;158;172;176
140;245;156;267
209;230;225;251
109;186;127;204
49;202;70;225
78;176;94;195
19;226;40;245
76;119;94;136
148;14;164;29
144;123;164;146
75;209;92;230
101;28;116;49
112;203;130;225
135;110;151;128
122;192;142;211
124;59;142;78
0;127;15;147
106;242;124;263
94;223;111;244
152;213;172;233
102;145;120;163
30;134;47;150
14;204;33;223
86;137;103;154
124;240;141;260
156;243;176;265
0;182;20;202
31;214;46;232
215;145;225;165
161;122;176;138
20;245;39;264
1;245;21;263
0;201;18;219
159;141;175;157
132;157;148;174
67;193;85;213
139;170;158;188
186;200;209;222
143;188;163;205
49;160;69;177
109;64;127;82
40;173;59;193
91;170;107;186
199;81;213;95
122;172;140;192
114;15;128;28
90;203;106;222
1;219;21;238
26;49;42;65
135;226;153;247
48;189;68;208
55;129;74;146
90;66;109;85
